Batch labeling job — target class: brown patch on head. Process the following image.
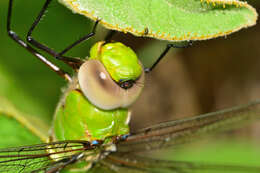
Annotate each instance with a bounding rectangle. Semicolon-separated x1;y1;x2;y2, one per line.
93;64;107;88
78;59;144;110
88;60;116;94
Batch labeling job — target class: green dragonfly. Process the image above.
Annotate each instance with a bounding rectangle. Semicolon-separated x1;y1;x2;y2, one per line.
0;0;260;172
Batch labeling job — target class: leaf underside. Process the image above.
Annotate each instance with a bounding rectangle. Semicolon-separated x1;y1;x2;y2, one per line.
58;0;258;41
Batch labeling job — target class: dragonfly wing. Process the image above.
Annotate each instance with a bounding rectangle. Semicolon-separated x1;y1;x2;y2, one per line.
117;100;260;153
104;154;260;173
0;140;94;173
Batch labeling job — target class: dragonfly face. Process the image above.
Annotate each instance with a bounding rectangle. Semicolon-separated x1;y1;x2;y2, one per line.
78;41;145;110
1;0;260;173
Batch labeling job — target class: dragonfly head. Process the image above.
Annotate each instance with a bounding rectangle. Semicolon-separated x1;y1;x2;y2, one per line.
78;41;144;110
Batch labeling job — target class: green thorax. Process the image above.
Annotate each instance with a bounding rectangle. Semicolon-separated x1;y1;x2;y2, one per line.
89;41;142;82
53;82;130;142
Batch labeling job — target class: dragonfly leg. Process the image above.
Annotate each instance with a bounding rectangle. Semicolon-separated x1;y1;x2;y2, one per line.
59;20;99;56
144;41;193;73
7;0;71;81
26;0;99;68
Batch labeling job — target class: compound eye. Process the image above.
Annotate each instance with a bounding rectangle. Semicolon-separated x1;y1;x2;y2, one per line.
78;59;121;110
78;60;144;110
120;65;144;108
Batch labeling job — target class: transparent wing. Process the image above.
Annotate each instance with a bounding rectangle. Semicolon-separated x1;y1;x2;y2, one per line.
117;100;260;153
0;140;95;173
103;154;260;173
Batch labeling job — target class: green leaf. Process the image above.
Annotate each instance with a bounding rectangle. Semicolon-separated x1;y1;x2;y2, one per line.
0;113;42;148
0;64;50;123
0;97;49;143
0;64;50;144
58;0;258;41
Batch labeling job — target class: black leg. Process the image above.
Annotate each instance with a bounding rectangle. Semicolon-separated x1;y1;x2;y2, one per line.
7;0;71;81
144;41;193;73
26;0;57;56
56;20;99;69
59;20;99;56
26;0;98;68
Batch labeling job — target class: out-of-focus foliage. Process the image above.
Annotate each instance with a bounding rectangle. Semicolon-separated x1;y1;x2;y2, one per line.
0;0;94;121
0;113;41;148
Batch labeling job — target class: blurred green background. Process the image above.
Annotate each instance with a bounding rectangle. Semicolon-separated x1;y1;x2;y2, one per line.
0;0;260;169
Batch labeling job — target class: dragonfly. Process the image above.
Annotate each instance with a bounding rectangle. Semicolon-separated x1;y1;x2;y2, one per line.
1;0;260;172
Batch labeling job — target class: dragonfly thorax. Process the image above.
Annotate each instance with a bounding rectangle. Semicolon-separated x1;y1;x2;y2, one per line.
52;75;131;143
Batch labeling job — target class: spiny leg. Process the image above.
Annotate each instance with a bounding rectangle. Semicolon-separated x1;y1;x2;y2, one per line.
144;41;193;73
7;0;71;81
58;20;99;69
59;20;99;56
26;0;99;68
